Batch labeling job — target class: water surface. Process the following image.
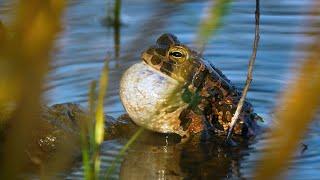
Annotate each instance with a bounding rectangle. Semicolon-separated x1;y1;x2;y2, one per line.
1;0;319;179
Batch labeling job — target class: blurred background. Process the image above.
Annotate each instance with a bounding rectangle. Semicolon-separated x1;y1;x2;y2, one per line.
0;0;319;179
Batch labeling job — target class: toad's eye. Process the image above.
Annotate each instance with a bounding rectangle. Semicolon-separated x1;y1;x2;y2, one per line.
168;46;189;63
169;51;183;58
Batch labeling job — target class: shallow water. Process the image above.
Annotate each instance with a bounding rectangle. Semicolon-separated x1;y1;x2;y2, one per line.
1;0;320;179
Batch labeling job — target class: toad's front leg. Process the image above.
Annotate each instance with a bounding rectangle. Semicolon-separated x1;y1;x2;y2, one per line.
177;108;205;143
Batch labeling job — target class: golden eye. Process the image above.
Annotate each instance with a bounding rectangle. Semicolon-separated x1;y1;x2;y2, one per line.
168;46;189;63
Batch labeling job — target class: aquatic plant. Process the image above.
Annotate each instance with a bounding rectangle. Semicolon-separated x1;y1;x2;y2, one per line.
80;81;97;179
93;63;109;176
80;62;109;179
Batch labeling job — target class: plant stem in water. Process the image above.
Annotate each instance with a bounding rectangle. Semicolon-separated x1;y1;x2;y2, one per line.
226;0;260;142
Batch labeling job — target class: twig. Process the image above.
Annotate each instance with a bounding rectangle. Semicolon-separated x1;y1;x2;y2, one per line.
226;0;260;142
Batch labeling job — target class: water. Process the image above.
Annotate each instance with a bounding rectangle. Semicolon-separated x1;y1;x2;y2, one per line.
1;0;319;179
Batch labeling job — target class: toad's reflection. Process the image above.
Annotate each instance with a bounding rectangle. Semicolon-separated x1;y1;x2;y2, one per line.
119;130;251;179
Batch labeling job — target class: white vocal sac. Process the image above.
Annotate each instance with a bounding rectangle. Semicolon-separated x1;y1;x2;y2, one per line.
119;62;187;135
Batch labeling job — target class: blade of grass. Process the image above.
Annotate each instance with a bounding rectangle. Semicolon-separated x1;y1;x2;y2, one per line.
80;81;97;180
196;0;232;52
93;62;109;177
80;126;91;180
89;80;97;153
95;63;109;147
226;0;260;142
105;127;144;178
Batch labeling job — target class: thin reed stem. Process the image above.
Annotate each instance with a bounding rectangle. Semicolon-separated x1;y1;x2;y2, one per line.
226;0;260;142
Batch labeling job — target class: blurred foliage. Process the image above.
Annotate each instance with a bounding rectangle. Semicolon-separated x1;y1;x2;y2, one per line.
0;0;66;178
254;5;320;178
196;0;231;51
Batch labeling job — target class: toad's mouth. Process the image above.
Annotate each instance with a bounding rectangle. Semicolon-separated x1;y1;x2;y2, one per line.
141;57;186;83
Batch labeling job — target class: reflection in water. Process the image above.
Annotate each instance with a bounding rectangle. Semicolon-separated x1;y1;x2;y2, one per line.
101;0;122;59
180;137;247;179
119;131;251;179
114;23;121;59
120;133;184;179
67;130;253;179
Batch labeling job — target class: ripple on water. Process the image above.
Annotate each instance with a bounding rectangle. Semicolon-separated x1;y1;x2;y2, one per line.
66;140;124;180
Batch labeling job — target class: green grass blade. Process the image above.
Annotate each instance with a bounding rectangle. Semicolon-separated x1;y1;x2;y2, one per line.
94;62;109;177
80;123;91;180
88;80;97;153
80;80;98;179
95;63;109;145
